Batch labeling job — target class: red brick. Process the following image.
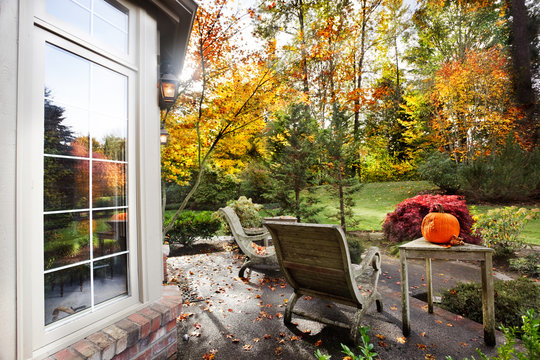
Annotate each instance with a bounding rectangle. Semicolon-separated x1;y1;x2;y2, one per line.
134;348;152;360
71;339;100;360
129;313;151;338
151;349;167;360
158;299;179;319
149;326;166;344
150;303;171;324
102;325;128;355
115;318;140;348
166;341;177;358
111;344;138;360
139;308;162;331
86;332;116;360
165;319;176;333
52;347;84;360
152;332;175;355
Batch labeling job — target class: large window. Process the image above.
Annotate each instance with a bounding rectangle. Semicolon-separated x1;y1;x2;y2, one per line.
43;43;129;326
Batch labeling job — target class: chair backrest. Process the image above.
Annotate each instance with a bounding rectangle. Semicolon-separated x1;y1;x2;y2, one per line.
219;207;252;253
264;222;361;307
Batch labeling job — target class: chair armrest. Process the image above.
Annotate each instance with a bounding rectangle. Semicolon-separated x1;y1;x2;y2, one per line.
245;227;266;235
354;247;381;274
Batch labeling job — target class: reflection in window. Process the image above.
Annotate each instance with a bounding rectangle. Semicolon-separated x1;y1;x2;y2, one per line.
44;44;129;325
46;0;128;53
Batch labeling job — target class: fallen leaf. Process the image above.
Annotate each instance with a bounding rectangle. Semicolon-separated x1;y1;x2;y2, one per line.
397;337;407;344
378;341;387;348
315;339;323;347
193;322;202;329
416;344;427;350
375;334;386;340
425;355;435;360
274;346;283;356
390;306;398;311
242;344;252;351
263;334;272;339
435;320;443;324
253;337;260;342
446;323;454;327
232;338;240;343
202;353;215;360
420;332;426;337
460;342;469;347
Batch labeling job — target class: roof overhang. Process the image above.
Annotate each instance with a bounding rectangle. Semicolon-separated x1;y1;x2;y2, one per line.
136;0;198;76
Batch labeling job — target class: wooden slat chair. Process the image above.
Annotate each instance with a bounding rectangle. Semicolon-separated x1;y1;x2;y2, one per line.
219;207;278;278
264;222;383;343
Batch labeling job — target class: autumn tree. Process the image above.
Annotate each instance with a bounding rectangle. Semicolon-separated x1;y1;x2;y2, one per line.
161;0;282;235
431;47;520;162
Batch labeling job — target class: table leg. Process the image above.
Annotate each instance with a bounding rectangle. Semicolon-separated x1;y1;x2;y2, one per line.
400;249;410;336
426;258;433;314
481;253;496;346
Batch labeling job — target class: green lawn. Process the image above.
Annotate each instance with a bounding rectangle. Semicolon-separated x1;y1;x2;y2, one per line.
300;181;540;245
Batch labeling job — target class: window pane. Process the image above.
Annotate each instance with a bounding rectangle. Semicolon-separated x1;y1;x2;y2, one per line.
94;255;128;305
91;115;126;161
93;16;128;53
45;43;90;110
46;0;91;34
44;212;91;270
44;157;90;211
92;161;126;208
45;264;91;325
94;0;128;31
93;210;127;257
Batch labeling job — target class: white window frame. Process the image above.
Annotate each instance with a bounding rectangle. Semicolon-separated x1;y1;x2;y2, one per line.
16;1;163;358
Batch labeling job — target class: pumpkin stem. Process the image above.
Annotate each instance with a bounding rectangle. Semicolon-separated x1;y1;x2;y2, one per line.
436;204;444;213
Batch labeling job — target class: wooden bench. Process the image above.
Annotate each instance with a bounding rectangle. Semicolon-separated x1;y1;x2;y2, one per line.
264;222;383;344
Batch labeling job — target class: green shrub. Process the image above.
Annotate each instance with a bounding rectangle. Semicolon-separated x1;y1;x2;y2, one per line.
458;137;540;202
418;151;460;193
165;211;221;246
227;196;263;228
314;326;377;360
440;278;540;331
346;236;365;265
509;253;540;277
472;206;539;258
445;309;540;360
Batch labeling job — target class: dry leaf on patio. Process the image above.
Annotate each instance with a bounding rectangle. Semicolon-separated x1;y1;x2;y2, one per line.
193;322;202;329
375;334;386;340
416;344;427;350
420;332;426;337
390;305;398;311
243;344;253;351
378;341;387;348
263;334;272;339
460;342;469;347
275;346;283;356
425;355;436;360
315;339;323;347
446;323;454;327
396;337;407;344
202;353;215;360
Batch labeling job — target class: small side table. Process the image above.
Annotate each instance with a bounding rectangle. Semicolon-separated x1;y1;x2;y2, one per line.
399;238;496;346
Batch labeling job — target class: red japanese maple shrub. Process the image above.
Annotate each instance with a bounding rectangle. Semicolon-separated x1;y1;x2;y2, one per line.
382;194;480;244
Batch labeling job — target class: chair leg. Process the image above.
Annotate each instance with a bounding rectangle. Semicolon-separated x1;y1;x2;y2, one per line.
239;258;252;278
284;292;299;325
375;291;383;312
350;308;366;344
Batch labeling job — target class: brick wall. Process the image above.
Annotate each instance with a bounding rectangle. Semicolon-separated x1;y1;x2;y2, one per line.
47;286;181;360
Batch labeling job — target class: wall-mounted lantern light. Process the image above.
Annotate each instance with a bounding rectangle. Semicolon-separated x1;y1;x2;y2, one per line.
159;73;179;109
160;125;170;145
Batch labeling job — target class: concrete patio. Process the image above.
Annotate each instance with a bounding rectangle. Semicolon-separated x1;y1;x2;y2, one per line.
167;238;510;360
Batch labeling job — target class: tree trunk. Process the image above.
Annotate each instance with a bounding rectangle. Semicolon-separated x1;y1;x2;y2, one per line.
510;0;537;144
338;168;346;232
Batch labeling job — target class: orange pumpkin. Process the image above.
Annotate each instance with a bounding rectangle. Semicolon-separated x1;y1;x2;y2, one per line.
111;212;127;221
421;204;460;244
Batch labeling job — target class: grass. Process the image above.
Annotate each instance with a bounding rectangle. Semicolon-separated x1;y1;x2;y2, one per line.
307;180;438;231
297;181;540;245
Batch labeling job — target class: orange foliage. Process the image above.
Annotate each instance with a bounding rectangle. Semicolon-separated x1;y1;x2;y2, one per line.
431;47;522;161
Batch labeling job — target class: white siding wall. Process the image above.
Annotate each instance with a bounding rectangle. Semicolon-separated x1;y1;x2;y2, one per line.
0;0;19;358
